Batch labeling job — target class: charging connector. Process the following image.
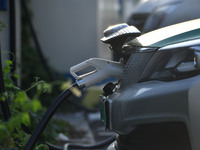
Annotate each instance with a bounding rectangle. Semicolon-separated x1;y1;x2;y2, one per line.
70;58;124;88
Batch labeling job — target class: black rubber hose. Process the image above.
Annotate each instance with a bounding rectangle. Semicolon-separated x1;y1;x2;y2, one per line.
24;83;79;150
66;135;116;150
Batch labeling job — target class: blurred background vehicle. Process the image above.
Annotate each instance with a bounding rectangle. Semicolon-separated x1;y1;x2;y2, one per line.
143;0;200;32
127;0;188;32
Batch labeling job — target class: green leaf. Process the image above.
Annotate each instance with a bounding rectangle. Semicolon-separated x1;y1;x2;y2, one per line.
21;113;30;127
36;83;42;91
35;144;49;150
13;72;19;79
31;99;43;113
41;82;52;93
14;92;28;105
0;123;9;140
0;96;6;102
4;60;13;66
23;134;31;146
0;92;8;102
3;65;11;74
8;115;21;132
34;77;40;82
3;60;13;75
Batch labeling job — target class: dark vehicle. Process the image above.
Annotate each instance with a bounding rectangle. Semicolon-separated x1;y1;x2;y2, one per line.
101;19;200;150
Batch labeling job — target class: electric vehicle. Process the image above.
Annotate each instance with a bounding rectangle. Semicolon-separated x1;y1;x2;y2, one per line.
66;18;200;150
101;19;200;150
25;19;200;150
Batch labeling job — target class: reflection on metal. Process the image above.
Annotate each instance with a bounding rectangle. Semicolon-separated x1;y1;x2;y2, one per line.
135;87;151;96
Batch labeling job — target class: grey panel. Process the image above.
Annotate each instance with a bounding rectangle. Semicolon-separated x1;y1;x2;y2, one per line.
109;75;200;135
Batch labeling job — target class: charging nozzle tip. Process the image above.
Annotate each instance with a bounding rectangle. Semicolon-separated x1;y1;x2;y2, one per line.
76;79;86;89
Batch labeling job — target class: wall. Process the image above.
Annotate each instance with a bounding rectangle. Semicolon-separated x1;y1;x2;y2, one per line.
30;0;98;73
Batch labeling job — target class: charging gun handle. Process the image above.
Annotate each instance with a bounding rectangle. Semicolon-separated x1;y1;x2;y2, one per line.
70;58;123;88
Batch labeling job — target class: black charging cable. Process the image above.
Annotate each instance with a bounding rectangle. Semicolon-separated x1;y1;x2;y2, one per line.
25;82;116;150
24;83;80;150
